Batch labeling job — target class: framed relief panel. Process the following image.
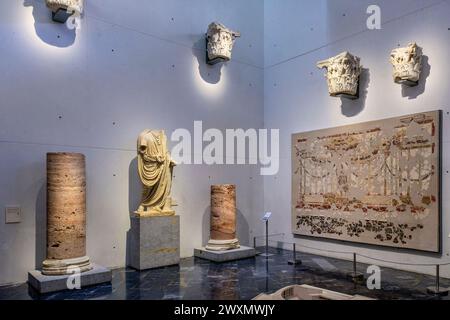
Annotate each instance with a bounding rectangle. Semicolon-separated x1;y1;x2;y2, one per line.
291;111;441;252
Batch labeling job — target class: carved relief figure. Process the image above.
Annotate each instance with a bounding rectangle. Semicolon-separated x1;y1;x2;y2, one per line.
136;130;176;216
390;42;422;86
317;52;362;99
206;22;240;64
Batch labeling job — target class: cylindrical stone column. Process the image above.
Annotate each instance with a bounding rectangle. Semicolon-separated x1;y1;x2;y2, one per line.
206;184;240;251
42;152;91;275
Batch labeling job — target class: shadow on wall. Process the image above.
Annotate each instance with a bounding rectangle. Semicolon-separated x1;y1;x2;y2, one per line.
202;206;250;247
125;228;131;267
192;37;224;84
23;0;76;48
340;68;370;118
128;157;140;214
35;182;46;269
126;157;140;266
236;209;250;246
202;206;210;246
402;55;430;100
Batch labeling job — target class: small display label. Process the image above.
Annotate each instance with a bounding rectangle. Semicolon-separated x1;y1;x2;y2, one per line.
262;212;272;221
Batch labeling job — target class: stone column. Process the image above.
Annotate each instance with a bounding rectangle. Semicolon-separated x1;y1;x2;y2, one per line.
42;153;91;275
206;184;240;251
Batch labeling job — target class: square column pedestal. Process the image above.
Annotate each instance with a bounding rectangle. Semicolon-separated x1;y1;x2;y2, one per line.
128;215;180;270
194;246;256;263
28;264;112;294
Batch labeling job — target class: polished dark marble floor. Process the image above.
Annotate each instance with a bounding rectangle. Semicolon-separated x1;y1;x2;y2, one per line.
1;247;449;300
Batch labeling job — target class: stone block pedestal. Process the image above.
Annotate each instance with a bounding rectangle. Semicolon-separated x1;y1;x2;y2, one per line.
28;264;111;294
128;215;180;270
194;246;256;262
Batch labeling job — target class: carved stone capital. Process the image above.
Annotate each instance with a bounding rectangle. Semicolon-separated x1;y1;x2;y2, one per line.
390;42;422;86
317;51;362;99
45;0;84;15
206;22;240;65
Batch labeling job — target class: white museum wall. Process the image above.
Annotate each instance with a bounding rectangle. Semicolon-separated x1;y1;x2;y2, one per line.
263;0;450;277
0;0;264;285
2;0;450;287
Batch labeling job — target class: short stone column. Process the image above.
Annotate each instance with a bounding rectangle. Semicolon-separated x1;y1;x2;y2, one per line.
206;184;240;251
42;152;91;275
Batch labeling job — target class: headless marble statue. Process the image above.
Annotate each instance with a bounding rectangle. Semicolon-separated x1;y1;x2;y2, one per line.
135;130;176;216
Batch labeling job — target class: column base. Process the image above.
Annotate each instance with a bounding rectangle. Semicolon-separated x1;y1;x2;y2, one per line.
206;238;240;251
194;246;256;262
42;256;92;276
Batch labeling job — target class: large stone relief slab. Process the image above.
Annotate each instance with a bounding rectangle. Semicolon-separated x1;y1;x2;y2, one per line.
317;52;362;99
390;42;423;86
206;22;240;65
292;111;441;252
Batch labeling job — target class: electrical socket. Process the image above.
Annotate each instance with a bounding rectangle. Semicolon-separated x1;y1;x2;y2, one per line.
5;206;21;224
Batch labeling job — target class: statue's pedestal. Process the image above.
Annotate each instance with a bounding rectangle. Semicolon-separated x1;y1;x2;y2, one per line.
28;264;111;294
194;246;256;263
128;215;180;270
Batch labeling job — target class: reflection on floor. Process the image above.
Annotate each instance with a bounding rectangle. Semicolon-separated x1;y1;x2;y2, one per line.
0;247;449;300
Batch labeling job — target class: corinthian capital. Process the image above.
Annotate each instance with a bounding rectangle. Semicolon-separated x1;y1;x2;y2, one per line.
317;51;362;99
390;42;422;86
206;22;240;65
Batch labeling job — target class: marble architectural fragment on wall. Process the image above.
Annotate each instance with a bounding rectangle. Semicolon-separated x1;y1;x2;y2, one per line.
206;184;240;251
317;52;362;99
254;285;374;300
135;130;176;217
45;0;84;23
43;153;91;275
45;0;84;14
390;42;422;86
206;22;240;65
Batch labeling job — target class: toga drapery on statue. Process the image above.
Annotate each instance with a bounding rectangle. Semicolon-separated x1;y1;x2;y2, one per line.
135;129;176;216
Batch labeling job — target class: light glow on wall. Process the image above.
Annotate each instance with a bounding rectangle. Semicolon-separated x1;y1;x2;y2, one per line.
191;55;227;101
22;3;80;57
